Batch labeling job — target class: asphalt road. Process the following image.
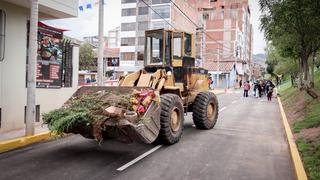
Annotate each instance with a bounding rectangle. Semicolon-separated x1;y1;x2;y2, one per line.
0;92;294;180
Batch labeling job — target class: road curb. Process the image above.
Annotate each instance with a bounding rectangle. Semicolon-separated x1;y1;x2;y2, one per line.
277;97;308;180
0;131;53;153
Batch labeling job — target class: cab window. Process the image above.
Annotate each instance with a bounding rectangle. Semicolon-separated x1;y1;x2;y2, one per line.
146;32;163;65
173;32;182;59
184;33;192;57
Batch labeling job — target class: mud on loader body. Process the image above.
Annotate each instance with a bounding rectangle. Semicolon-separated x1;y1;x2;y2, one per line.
75;29;219;144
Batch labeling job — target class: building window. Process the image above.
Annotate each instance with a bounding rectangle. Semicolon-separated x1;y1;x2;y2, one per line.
122;8;136;16
138;37;145;46
137;51;144;61
138;21;149;31
152;0;170;4
121;37;135;46
35;105;40;122
0;9;6;61
152;5;170;19
121;22;136;31
24;105;40;123
121;52;135;60
107;57;120;66
138;7;148;15
122;0;136;3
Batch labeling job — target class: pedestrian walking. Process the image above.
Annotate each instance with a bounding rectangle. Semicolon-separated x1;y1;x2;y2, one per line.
257;80;262;98
267;81;275;101
208;77;212;89
239;79;242;88
243;81;250;97
253;81;258;97
267;86;273;101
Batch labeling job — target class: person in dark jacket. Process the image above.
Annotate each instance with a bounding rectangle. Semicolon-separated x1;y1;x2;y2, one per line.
257;80;263;98
267;81;275;101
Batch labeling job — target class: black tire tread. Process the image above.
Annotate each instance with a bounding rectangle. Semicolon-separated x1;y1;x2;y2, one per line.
192;91;219;129
158;94;184;145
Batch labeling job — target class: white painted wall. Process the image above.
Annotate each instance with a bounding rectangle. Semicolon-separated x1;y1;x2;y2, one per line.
120;31;136;38
121;3;137;9
0;2;29;132
120;46;136;52
0;1;79;133
121;16;137;23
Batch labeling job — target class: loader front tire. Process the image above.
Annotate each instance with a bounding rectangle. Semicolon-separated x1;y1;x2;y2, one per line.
192;91;219;129
158;94;184;145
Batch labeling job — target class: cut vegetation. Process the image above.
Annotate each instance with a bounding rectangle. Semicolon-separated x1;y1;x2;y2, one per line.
279;70;320;180
42;87;159;143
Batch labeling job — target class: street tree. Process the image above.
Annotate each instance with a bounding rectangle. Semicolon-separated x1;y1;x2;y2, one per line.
265;44;299;83
79;43;95;70
259;0;320;98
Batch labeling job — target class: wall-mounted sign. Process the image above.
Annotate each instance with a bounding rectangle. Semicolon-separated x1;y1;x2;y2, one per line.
36;22;66;88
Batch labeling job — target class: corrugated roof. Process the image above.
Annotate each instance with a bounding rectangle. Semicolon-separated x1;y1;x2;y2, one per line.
203;61;235;72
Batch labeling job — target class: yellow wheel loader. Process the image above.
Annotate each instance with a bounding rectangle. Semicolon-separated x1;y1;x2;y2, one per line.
71;29;219;145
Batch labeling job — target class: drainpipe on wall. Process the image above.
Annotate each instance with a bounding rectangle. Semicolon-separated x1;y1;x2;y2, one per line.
26;0;38;136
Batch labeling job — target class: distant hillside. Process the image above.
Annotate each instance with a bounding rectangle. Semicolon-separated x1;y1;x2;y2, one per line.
253;54;267;67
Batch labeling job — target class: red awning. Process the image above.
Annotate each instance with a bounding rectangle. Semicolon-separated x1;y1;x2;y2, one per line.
38;21;69;32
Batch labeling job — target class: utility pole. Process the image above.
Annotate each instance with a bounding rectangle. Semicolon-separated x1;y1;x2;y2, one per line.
217;48;220;88
26;0;38;136
97;0;104;86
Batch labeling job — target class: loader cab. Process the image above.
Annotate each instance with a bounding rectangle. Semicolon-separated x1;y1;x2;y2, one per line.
144;29;196;69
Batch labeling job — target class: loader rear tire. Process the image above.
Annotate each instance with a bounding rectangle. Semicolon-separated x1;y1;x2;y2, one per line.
158;94;184;145
192;91;219;129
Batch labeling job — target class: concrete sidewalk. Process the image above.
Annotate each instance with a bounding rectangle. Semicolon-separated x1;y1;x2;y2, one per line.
211;88;235;94
0;125;49;141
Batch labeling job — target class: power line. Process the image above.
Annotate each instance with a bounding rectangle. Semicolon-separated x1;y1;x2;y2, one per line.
169;0;199;28
140;0;233;56
169;0;233;52
140;0;176;30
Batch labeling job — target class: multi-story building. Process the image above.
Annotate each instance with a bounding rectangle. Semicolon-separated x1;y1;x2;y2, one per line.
108;26;120;48
83;35;108;48
119;0;200;73
0;0;79;132
189;0;253;88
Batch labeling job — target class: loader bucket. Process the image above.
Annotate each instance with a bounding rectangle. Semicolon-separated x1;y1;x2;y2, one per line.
69;86;161;144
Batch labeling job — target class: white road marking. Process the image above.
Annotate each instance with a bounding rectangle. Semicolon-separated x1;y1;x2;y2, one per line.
117;145;162;171
232;100;237;104
219;106;227;112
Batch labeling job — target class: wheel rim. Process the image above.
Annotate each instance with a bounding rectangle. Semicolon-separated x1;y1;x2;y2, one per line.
207;102;216;121
170;107;181;132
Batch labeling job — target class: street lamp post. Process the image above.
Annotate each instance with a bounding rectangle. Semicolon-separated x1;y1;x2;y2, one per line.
26;0;38;136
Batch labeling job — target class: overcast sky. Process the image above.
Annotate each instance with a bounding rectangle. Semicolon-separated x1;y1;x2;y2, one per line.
45;0;266;54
